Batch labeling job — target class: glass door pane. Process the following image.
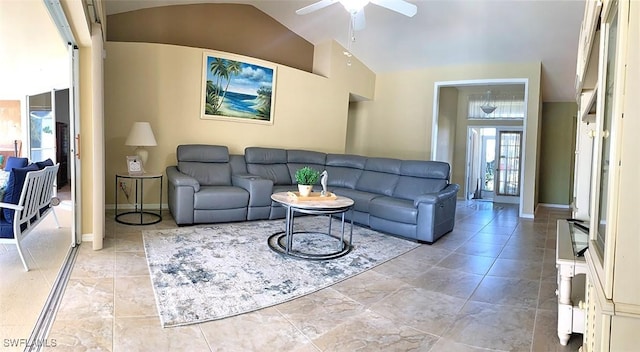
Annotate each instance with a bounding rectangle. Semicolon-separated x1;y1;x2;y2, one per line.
27;91;56;164
496;131;522;196
594;1;619;258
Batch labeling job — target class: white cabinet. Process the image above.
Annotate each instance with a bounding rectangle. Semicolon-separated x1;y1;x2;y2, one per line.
575;0;640;350
555;220;587;345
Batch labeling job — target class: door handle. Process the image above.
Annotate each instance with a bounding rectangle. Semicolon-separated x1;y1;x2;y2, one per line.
75;134;80;159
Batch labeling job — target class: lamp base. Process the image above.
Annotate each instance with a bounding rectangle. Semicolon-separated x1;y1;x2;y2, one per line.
135;148;149;169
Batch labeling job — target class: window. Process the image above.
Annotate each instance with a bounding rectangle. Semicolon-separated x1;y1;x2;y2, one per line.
468;93;525;119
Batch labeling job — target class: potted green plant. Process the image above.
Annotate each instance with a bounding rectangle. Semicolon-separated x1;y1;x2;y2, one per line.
295;166;320;197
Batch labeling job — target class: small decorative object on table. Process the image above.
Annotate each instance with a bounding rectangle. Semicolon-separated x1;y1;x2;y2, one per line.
294;166;320;197
320;170;328;196
126;155;144;176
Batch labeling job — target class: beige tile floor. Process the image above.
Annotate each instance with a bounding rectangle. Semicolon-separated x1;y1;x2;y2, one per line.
44;201;583;351
0;206;73;351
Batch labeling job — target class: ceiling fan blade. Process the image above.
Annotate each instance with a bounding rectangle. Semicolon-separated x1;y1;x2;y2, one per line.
353;9;366;31
370;0;417;17
296;0;339;15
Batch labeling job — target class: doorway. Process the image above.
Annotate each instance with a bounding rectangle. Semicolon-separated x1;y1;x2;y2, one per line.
0;0;81;345
431;79;530;217
467;127;522;204
26;89;72;199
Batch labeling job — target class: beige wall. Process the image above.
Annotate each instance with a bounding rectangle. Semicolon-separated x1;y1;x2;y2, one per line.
539;102;577;205
104;41;375;205
351;63;541;216
436;87;458;164
78;37;95;237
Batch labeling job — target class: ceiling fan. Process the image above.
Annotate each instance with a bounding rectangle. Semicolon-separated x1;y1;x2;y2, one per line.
296;0;417;31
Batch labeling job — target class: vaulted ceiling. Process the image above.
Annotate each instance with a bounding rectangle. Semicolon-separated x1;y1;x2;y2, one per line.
105;0;585;102
3;0;584;103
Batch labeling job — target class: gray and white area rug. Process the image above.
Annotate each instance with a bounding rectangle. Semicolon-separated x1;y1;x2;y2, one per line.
142;216;420;327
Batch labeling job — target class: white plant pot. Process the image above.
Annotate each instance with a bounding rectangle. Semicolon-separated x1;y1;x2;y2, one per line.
298;184;313;197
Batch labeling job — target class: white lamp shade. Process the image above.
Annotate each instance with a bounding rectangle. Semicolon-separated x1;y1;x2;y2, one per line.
125;122;157;147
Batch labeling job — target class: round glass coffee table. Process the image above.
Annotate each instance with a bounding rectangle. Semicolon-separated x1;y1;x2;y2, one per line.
268;191;354;260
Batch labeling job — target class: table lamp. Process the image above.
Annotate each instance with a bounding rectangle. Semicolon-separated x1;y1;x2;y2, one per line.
125;122;157;168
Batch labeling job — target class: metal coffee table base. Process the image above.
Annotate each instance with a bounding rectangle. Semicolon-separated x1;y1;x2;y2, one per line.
268;210;354;261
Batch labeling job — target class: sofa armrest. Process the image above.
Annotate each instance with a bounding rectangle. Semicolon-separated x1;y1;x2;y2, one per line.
166;166;200;192
413;184;460;206
166;166;199;225
232;174;274;207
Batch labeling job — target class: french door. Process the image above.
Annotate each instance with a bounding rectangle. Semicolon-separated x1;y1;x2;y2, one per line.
466;127;522;204
494;130;522;203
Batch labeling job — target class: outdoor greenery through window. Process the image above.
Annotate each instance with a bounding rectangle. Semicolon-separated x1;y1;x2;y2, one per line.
468;93;526;119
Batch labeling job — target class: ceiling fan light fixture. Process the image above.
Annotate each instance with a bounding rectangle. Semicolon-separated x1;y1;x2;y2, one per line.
340;0;370;13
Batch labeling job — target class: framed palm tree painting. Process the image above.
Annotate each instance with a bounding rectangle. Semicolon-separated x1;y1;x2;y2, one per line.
200;51;277;124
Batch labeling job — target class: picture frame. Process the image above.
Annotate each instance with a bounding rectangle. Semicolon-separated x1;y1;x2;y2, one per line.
126;156;144;176
200;51;277;125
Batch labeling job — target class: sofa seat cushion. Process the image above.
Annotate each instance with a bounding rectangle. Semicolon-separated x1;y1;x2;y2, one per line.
330;187;380;213
194;186;248;210
370;196;417;225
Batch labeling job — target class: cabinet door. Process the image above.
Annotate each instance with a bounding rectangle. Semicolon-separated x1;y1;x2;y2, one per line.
584;278;612;352
589;0;627;299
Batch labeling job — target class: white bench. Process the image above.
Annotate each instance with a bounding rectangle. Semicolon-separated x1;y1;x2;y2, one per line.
0;164;60;271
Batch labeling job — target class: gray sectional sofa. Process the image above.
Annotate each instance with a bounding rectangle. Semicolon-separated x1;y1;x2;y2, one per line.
166;144;459;243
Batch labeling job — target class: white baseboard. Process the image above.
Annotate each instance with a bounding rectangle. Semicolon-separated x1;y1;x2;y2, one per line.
538;203;571;209
82;233;93;242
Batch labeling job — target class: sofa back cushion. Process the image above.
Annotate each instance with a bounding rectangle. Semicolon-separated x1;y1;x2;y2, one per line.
4;157;28;172
393;160;450;200
245;147;291;185
400;160;450;180
355;158;401;196
229;154;248;174
177;145;229;162
325;154;366;189
287;150;326;185
177;145;231;186
35;158;54;169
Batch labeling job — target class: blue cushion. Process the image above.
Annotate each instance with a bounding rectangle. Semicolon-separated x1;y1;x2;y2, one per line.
4;157;28;172
2;164;39;223
35;158;54;169
0;218;28;239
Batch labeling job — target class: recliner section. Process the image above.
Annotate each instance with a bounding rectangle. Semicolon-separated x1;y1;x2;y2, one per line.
167;144;459;243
